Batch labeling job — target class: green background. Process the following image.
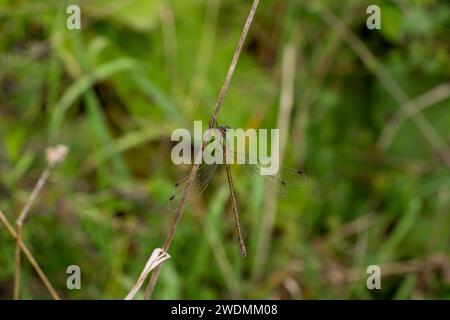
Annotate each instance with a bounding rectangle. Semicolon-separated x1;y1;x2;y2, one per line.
0;0;449;299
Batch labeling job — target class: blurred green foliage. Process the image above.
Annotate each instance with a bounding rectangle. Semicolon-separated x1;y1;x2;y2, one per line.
0;0;449;299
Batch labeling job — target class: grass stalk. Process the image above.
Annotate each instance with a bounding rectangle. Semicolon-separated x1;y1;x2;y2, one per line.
0;210;60;300
12;145;67;299
14;166;51;299
143;0;260;300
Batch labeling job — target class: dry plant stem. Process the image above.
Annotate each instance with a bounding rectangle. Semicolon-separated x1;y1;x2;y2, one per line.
16;167;51;226
143;0;260;300
0;210;60;300
13;225;22;300
14;166;51;300
318;7;450;168
252;39;298;280
207;0;259;129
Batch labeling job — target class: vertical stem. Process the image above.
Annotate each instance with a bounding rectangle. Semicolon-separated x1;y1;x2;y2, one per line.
0;210;60;300
207;0;260;129
143;0;259;299
13;225;22;300
14;166;51;299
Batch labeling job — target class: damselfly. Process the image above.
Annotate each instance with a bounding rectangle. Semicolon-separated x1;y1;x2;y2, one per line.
168;126;308;257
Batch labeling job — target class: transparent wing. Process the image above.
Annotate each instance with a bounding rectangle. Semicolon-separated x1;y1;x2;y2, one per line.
167;162;219;212
223;141;308;195
168;136;226;212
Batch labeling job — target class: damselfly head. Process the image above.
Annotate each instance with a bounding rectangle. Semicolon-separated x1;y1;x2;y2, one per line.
296;170;308;182
217;125;231;134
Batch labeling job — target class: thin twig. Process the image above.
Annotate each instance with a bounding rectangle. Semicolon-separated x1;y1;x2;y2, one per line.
207;0;260;129
16;167;51;227
143;0;260;299
0;210;61;300
14;166;51;300
13;145;67;299
13;225;22;300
